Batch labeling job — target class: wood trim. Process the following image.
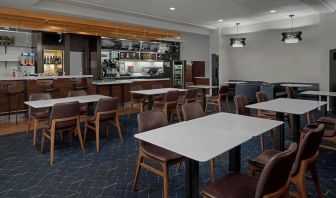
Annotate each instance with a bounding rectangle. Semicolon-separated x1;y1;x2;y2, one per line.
0;6;180;40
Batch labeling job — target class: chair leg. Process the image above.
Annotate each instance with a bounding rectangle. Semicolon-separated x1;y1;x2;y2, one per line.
26;118;31;135
132;152;144;191
259;134;265;152
96;122;100;152
105;122;109;138
270;130;277;149
170;109;174;122
32;119;38;145
176;107;181;122
41;128;46;153
50;128;55;165
226;100;231;113
288;114;293;139
115;116;124;144
217;102;221;112
310;161;324;198
205;103;208;114
162;163;170;198
83;122;88;143
210;159;216;183
128;103;133;119
140;103;144;112
77;121;85;154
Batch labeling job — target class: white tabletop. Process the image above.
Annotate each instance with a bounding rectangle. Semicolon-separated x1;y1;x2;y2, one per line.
280;83;312;88
24;95;110;108
187;85;218;89
246;98;327;115
301;90;336;97
135;112;283;162
222;81;247;84
130;88;186;96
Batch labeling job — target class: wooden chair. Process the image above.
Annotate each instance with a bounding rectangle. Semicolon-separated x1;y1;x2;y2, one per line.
201;143;298;198
152;90;181;122
84;97;123;152
178;88;198;105
26;93;51;145
71;78;88;91
132;110;185;198
40;101;85;165
286;86;295;99
234;95;276;152
68;90;88;116
152;84;166;102
185;81;203;100
205;85;230;113
36;79;59;98
182;102;216;183
248;124;325;198
128;85;146;119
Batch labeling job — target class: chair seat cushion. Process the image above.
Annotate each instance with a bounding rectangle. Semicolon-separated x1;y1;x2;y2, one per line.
152;101;164;109
248;150;280;168
302;125;335;137
141;143;184;162
258;112;276;120
317;117;336;127
31;110;49;119
202;173;258;198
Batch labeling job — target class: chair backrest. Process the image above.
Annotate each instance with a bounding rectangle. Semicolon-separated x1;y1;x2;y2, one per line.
184;88;198;103
286;87;295;99
131;85;144;100
68;90;87;97
185;81;194;88
291;124;325;176
137;110;168;133
152;84;163;89
218;85;229;100
37;79;54;88
49;101;80;130
256;91;268;103
165;90;180;103
94;97;119;121
255;143;298;198
234;95;250;116
29;93;51;116
182;102;204;121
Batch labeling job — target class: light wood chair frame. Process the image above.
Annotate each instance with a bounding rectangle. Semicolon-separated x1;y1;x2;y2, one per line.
205;92;230;113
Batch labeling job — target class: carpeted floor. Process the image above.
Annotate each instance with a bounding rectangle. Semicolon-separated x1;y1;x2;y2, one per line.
0;109;335;197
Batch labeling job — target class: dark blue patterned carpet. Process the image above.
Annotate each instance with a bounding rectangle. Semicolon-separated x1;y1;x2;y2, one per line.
0;109;335;197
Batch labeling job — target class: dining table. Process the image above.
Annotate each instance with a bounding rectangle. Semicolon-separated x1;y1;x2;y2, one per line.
135;112;283;198
280;83;312;98
301;90;336;116
187;85;218;109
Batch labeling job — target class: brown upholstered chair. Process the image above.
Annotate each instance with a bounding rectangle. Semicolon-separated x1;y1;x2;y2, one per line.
68;90;88;115
248;124;324;198
26;93;51;145
182;102;216;183
303;119;336;152
152;84;166;102
36;79;59;98
84;97;123;152
234;95;276;152
185;81;203;100
205;85;230;113
132;110;185;198
128;85;146;118
286;86;295;99
201;143;298;198
178;88;198;105
71;78;88;91
153;90;181;122
40;101;85;165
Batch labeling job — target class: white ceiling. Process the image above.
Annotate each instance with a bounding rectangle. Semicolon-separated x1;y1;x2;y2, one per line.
0;0;335;33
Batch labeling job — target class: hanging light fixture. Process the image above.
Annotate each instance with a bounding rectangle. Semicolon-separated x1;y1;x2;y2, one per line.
230;23;246;48
281;14;302;44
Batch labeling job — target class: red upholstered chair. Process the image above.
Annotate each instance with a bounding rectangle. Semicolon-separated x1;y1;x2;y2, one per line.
132;110;185;198
249;124;324;198
201;143;298;198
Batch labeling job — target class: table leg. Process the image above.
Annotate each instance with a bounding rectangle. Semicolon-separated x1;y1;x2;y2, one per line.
292;114;301;144
120;84;125;108
108;85;112;96
321;95;327;116
229;145;241;173
148;95;153;110
276;112;285;151
202;89;206;110
186;159;199;198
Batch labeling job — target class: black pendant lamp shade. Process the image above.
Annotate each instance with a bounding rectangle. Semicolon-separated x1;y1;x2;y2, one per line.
230;23;246;47
281;14;302;43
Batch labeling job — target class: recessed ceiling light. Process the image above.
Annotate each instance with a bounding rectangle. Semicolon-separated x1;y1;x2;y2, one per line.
218;19;223;22
176;36;181;40
270;10;276;13
170;7;176;11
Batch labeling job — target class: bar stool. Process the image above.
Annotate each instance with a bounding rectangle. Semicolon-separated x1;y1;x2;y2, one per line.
71;78;88;91
36;79;59;98
0;81;24;124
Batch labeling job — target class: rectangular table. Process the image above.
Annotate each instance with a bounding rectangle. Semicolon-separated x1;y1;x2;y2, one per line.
130;88;186;110
135;112;283;198
246;98;327;151
301;90;336;116
24;95;110;108
187;85;218;109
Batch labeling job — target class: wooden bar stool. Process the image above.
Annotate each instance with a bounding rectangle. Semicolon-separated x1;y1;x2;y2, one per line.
0;81;24;124
36;79;59;98
71;78;88;91
84;97;123;152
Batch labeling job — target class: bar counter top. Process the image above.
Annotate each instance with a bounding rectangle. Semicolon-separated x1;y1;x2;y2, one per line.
92;78;170;85
0;75;93;81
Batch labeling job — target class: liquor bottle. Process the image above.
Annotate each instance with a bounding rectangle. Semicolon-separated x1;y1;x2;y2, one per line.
44;56;46;64
46;56;50;64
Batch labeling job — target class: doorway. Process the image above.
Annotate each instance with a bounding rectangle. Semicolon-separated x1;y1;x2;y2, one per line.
70;51;84;75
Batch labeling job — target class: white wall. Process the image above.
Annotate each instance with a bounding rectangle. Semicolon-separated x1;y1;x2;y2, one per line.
180;32;210;77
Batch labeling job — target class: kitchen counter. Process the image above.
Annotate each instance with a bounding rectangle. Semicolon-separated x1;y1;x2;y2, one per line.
0;75;93;81
92;78;170;85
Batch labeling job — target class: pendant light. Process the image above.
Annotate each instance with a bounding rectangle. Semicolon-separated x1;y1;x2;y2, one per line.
230;23;246;47
281;14;302;43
